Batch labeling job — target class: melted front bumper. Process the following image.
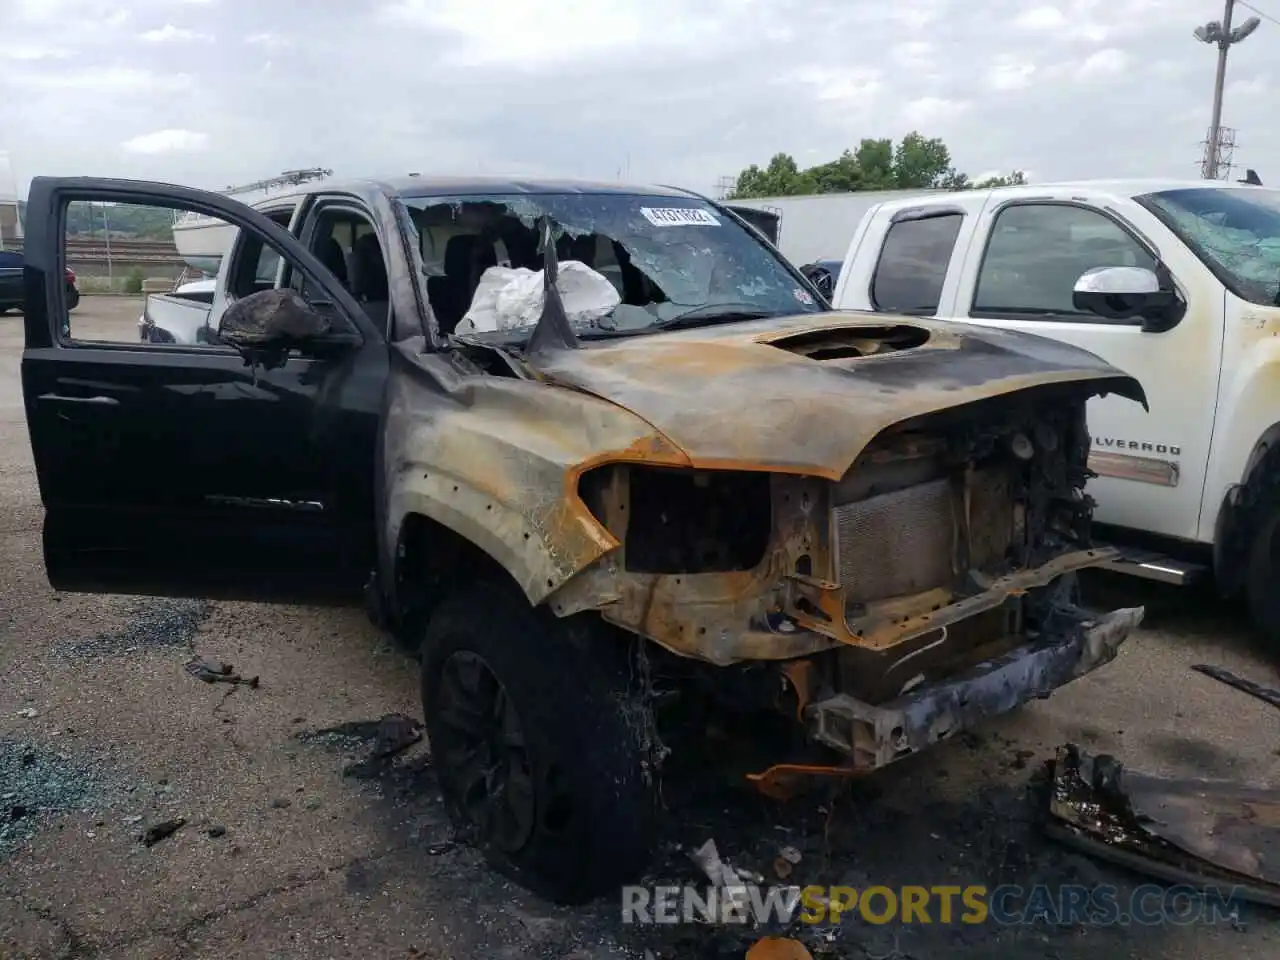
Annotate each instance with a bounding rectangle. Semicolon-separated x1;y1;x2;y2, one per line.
805;605;1144;770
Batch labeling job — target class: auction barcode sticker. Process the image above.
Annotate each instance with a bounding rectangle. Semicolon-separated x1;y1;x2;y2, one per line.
640;207;721;227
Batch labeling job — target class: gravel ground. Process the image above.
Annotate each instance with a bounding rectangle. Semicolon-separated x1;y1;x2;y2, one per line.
2;299;1279;959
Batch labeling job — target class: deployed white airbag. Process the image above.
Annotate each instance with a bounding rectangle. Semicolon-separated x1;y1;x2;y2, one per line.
455;260;621;334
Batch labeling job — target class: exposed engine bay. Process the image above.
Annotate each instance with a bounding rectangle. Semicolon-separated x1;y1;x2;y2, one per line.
560;383;1142;779
570;383;1107;665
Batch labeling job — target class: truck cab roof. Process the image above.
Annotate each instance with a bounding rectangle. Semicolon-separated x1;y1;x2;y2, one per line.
241;174;706;208
868;178;1277;214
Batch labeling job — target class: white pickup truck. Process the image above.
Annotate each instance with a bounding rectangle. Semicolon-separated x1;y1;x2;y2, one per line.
830;178;1280;639
137;276;218;344
137;204;302;344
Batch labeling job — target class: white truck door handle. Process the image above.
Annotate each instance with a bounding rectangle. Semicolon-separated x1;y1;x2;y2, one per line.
38;393;121;406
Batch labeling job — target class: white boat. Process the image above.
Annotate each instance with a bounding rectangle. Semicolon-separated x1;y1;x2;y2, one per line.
171;168;331;274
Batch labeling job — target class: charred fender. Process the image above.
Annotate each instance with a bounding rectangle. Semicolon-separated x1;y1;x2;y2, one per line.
382;346;691;605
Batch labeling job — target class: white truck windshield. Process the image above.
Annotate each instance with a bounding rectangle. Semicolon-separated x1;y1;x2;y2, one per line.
1141;186;1280;306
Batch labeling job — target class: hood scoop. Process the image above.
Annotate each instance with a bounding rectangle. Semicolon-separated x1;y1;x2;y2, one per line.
764;323;931;361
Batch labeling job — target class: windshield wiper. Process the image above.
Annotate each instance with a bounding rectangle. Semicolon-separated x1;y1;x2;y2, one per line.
653;302;791;332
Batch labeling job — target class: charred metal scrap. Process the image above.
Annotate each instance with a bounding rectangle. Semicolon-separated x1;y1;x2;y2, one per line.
1191;663;1280;711
1047;743;1280;907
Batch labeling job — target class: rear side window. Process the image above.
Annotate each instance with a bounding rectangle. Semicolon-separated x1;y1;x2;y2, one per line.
870;213;963;313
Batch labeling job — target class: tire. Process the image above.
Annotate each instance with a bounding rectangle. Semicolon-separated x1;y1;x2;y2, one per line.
1246;507;1280;641
420;585;658;904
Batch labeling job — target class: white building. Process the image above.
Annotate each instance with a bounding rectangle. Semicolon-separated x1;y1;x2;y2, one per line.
0;153;23;248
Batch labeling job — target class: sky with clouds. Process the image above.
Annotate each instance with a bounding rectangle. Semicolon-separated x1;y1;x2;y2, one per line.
0;0;1276;200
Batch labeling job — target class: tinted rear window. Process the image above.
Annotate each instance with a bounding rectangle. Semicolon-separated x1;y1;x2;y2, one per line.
871;213;963;313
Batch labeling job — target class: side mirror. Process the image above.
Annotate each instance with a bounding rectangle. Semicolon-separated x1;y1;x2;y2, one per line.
801;264;835;301
218;288;331;363
218;288;332;369
1072;265;1184;332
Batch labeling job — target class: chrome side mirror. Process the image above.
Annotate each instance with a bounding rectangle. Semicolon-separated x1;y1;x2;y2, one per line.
1072;266;1184;332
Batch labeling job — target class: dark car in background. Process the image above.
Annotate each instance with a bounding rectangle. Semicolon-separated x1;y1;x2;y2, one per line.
799;258;842;301
0;250;78;314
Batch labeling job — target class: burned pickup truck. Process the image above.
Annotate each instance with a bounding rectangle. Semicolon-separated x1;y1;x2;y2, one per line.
20;175;1144;904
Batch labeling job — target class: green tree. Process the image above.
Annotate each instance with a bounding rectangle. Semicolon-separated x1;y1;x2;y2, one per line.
730;153;817;199
806;149;864;193
972;170;1027;189
27;200;176;240
853;138;895;189
726;134;1026;199
890;131;952;188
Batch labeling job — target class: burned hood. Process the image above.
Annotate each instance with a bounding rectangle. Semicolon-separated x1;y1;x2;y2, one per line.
527;312;1145;481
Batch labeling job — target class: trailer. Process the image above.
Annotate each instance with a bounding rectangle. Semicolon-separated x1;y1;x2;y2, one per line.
728;189;940;265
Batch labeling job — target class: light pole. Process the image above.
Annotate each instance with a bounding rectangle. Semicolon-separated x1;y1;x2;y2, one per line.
1195;0;1261;179
100;202;113;284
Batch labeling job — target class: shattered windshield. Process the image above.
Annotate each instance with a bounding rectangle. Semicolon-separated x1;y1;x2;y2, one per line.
398;192;821;340
1140;187;1280;306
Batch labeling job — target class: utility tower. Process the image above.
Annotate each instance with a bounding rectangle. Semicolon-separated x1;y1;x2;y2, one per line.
1194;0;1261;179
1200;125;1238;180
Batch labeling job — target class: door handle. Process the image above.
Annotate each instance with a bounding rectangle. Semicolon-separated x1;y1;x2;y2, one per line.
38;393;120;406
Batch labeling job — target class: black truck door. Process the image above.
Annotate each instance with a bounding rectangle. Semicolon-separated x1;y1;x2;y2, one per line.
21;177;387;605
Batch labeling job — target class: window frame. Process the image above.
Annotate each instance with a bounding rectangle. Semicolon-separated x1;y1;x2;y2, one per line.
868;207;965;315
296;197;391;340
56;198;244;353
224;205;296;301
61;194;364;353
968;199;1162;326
